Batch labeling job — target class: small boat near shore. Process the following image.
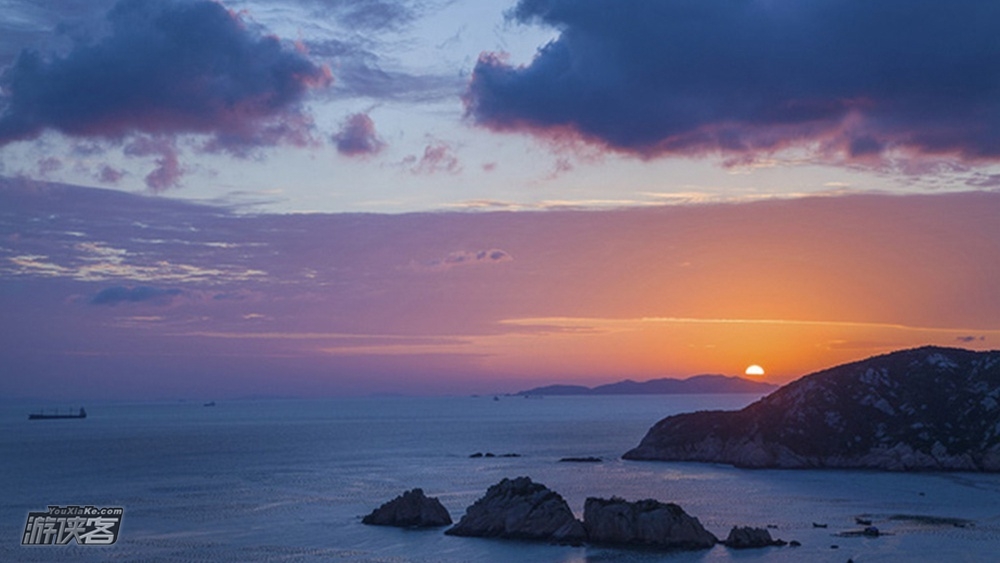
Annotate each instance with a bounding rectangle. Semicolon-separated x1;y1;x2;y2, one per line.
28;407;87;420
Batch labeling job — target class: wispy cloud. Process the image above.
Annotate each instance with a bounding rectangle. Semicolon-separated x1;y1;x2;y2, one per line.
503;316;1000;337
405;140;461;174
5;250;266;283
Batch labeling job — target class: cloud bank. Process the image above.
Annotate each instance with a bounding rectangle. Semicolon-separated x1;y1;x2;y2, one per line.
0;0;331;151
466;0;1000;163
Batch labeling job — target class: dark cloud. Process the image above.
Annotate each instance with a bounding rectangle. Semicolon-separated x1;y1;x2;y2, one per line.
956;335;986;343
0;1;118;64
416;248;513;271
0;0;331;151
91;285;182;306
333;112;385;156
466;0;1000;163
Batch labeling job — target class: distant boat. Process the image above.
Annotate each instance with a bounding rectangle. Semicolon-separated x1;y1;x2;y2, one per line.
28;407;86;420
203;401;216;407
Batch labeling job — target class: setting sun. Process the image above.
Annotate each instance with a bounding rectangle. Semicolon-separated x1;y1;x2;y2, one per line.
745;365;765;376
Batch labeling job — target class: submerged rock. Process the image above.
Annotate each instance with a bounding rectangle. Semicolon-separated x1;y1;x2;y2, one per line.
445;477;586;543
583;497;717;550
624;347;1000;471
362;488;452;528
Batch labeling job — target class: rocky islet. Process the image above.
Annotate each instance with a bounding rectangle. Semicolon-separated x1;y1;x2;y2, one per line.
366;476;794;551
361;488;452;528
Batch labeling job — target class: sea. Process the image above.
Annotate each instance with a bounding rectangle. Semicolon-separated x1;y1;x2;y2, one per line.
3;394;1000;562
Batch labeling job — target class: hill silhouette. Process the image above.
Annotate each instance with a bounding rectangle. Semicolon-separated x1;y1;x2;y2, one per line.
518;374;777;396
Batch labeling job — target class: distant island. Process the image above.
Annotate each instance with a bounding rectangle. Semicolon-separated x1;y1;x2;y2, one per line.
517;374;778;396
624;346;1000;471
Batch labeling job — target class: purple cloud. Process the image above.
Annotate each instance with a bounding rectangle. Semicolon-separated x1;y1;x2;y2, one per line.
0;0;331;151
333;112;385;156
406;141;461;174
97;165;125;184
36;156;62;176
415;248;513;271
466;0;1000;163
124;136;182;191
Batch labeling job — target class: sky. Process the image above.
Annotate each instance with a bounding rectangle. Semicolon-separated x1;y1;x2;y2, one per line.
1;0;999;399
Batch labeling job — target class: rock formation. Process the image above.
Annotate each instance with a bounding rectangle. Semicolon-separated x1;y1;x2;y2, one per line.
362;488;452;528
445;477;586;543
624;347;1000;471
372;479;723;552
723;526;781;548
583;497;717;549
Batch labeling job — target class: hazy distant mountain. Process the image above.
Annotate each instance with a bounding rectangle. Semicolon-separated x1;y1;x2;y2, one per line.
517;375;778;396
624;346;1000;471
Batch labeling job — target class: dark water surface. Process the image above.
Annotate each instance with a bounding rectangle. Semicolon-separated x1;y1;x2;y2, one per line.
4;395;1000;561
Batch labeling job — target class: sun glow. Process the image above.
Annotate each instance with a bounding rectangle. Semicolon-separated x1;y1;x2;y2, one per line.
745;364;765;376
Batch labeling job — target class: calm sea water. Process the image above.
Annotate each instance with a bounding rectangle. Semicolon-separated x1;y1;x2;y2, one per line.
4;395;1000;562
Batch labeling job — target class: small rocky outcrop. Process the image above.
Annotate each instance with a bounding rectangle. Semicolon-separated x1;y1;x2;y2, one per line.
723;526;781;548
362;488;452;528
445;477;586;543
583;497;717;550
624;347;1000;471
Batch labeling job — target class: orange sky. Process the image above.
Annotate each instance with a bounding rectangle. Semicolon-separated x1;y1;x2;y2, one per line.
297;191;1000;388
3;186;999;397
